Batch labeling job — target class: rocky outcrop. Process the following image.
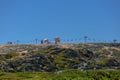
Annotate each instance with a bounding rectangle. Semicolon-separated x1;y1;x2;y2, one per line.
0;44;120;72
0;53;56;72
64;49;79;58
105;59;120;67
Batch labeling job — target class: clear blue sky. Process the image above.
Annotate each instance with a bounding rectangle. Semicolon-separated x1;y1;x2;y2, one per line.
0;0;120;44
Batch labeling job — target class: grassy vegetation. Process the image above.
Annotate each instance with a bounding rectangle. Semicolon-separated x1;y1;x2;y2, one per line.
0;70;120;80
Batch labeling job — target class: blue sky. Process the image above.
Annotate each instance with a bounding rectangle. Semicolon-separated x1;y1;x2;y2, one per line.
0;0;120;44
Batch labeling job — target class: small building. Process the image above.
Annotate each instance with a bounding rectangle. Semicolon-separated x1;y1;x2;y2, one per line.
55;37;60;44
43;38;49;44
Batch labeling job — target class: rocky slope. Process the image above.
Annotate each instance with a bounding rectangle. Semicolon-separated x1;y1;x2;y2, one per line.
0;43;120;72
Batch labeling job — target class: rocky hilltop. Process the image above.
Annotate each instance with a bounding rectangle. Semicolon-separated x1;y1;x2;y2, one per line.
0;43;120;72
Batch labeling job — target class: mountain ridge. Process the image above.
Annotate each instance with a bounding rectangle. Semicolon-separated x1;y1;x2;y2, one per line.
0;43;120;72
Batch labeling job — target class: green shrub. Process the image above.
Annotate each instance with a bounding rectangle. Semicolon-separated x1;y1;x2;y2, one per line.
0;52;18;60
0;70;120;80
